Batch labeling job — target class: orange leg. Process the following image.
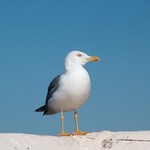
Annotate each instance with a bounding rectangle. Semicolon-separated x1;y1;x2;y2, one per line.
73;112;89;135
57;112;72;136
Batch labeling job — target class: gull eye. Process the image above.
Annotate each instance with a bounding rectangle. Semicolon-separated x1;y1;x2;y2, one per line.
77;54;82;57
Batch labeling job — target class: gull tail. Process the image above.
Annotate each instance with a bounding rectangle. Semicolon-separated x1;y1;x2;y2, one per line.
35;105;57;115
35;105;45;112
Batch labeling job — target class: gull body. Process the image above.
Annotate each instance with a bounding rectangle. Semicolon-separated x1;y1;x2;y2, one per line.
49;64;90;113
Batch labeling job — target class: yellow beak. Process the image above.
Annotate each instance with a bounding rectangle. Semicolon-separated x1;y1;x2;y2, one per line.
86;56;100;62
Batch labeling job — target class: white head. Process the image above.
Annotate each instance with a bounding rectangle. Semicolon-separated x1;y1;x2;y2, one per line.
65;50;100;71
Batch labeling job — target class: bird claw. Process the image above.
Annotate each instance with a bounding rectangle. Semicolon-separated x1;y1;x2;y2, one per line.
57;131;72;136
73;130;89;136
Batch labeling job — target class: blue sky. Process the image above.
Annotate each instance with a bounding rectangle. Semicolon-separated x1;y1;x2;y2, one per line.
0;0;150;135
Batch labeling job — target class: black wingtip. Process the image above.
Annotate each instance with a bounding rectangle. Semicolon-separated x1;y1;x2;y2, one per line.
35;106;45;112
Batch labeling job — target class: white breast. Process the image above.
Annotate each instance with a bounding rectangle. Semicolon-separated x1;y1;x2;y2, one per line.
49;67;91;112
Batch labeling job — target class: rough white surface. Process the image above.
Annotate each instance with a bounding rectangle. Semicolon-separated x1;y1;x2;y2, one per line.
0;131;150;150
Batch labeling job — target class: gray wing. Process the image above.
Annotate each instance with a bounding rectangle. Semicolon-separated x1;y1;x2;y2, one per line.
45;74;61;105
44;74;61;114
35;74;61;115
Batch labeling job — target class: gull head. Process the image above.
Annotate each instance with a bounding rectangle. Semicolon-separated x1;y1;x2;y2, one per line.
65;50;100;71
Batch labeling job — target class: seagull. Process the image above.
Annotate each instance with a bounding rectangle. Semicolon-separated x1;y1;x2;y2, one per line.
35;50;100;136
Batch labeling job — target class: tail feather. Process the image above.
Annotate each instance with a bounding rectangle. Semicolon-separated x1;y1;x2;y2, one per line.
35;105;57;115
35;105;45;112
